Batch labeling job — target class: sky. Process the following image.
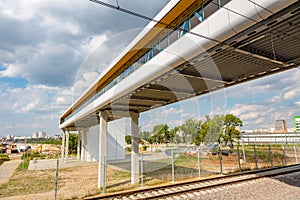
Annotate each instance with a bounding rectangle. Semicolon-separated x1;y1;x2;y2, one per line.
0;0;299;137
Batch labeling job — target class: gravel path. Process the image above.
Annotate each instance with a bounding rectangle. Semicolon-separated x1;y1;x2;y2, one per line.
174;172;300;200
0;159;22;185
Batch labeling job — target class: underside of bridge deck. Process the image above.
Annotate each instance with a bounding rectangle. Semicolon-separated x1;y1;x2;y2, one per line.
67;1;300;129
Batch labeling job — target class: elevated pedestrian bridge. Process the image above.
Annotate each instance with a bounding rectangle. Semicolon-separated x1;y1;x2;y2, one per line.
59;0;300;188
60;0;300;128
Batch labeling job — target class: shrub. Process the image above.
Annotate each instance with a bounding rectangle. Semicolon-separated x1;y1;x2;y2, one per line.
0;154;10;165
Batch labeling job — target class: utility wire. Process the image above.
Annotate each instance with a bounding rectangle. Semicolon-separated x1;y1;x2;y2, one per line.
90;0;299;51
89;0;222;44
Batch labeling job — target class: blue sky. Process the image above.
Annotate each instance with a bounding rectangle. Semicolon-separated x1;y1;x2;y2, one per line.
0;0;299;137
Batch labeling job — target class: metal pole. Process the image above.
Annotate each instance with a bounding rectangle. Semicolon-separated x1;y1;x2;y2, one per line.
268;144;273;168
282;144;287;166
197;146;201;178
242;139;246;163
102;156;106;194
140;153;144;187
219;144;223;175
254;144;258;169
54;159;59;200
115;136;117;160
237;142;241;172
22;153;25;171
171;149;175;182
294;144;298;164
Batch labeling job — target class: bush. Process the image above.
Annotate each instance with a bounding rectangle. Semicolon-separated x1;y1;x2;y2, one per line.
143;145;148;151
0;154;10;165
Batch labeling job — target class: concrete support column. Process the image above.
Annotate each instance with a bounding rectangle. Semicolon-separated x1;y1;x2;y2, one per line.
61;131;65;160
65;130;69;162
80;130;85;161
98;112;108;189
131;114;140;185
77;131;81;159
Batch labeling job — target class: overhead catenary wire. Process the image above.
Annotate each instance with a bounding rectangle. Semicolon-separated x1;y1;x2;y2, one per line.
89;0;300;54
89;0;222;44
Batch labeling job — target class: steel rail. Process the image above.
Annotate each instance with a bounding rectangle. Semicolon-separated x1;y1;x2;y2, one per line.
84;164;300;200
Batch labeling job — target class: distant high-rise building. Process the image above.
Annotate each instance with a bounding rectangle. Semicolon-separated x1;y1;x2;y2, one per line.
275;120;287;132
6;134;13;140
32;132;38;139
38;131;46;138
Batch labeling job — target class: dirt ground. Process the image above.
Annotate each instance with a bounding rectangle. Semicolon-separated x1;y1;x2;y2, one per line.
0;148;297;199
0;162;98;199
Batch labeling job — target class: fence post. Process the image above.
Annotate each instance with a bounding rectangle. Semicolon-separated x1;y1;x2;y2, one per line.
197;146;201;178
282;144;287;166
254;144;258;169
140;153;144;187
242;139;246;163
219;144;223;175
171;149;175;182
268;144;273;168
54;159;59;200
294;144;298;164
102;156;106;194
237;142;241;172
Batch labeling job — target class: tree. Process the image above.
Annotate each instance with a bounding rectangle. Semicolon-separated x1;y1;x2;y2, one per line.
180;119;201;144
149;124;171;144
193;122;208;146
219;114;243;147
125;135;131;145
140;131;150;140
205;115;225;144
170;126;180;143
68;133;78;154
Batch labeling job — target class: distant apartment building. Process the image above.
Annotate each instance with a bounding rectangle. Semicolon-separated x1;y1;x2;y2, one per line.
275;120;287;132
6;134;13;140
38;131;46;138
32;132;38;139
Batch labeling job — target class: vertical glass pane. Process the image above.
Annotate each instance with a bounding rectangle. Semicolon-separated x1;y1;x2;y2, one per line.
169;30;178;45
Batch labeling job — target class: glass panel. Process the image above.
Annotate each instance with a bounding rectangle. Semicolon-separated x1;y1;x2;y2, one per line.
221;0;231;6
160;36;168;50
169;30;178;45
153;47;160;57
190;15;201;29
203;0;219;19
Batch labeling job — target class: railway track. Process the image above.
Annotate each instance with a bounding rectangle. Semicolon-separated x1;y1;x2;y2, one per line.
85;164;300;200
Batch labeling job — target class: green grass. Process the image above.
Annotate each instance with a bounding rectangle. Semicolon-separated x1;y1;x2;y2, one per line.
0;170;56;197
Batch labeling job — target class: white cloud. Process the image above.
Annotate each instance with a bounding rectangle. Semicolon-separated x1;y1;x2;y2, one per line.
295;101;300;106
284;90;296;100
0;63;21;78
19;101;39;112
